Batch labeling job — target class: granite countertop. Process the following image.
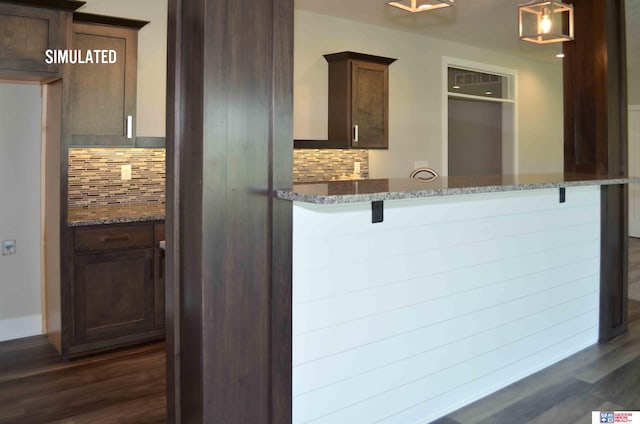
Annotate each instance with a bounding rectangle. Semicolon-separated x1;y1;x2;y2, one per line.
276;173;633;204
68;203;166;227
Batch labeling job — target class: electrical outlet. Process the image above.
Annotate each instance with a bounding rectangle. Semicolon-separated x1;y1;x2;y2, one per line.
354;162;361;175
2;240;16;256
121;164;132;181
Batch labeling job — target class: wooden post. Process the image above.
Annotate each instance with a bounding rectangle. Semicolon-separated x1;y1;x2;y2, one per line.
166;0;293;421
563;0;628;342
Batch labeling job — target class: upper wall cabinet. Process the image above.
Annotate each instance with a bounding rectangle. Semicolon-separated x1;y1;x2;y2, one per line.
295;51;396;150
0;1;83;80
69;13;148;147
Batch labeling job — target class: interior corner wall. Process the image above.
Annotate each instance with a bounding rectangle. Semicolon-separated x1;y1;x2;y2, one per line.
294;10;564;178
77;0;168;138
0;83;43;342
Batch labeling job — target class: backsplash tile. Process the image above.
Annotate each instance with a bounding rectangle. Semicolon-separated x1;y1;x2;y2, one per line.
293;149;369;182
69;148;165;207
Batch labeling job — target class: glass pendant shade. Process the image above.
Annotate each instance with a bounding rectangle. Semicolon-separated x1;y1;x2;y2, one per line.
519;0;574;44
387;0;454;13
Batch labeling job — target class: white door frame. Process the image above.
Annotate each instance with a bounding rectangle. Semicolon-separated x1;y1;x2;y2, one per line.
441;57;519;176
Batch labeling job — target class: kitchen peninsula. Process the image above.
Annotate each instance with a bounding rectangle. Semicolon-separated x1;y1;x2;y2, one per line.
278;173;630;424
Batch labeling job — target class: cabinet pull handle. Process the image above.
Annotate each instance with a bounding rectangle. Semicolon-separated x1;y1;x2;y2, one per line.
353;124;359;143
100;235;130;243
126;115;133;139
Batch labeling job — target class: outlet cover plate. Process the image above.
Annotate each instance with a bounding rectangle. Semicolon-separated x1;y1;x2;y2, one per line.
2;240;16;256
121;164;132;181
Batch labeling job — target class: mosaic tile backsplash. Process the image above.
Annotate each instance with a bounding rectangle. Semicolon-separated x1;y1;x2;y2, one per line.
69;148;165;207
293;149;369;182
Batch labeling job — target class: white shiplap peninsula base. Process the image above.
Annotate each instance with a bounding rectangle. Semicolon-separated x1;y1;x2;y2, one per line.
289;182;608;424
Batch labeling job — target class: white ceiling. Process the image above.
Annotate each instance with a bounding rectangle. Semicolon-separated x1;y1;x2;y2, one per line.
295;0;638;66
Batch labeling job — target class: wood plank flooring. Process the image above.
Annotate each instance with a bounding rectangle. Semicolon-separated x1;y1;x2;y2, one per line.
2;239;640;423
0;340;166;423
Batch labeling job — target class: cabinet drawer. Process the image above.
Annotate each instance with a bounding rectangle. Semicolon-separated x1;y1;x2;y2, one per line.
74;224;153;252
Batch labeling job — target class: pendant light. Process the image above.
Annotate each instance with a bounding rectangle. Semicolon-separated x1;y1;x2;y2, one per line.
519;0;574;44
387;0;454;13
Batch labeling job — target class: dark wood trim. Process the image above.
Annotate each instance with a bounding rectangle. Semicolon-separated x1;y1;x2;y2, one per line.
0;0;85;11
600;184;628;341
563;0;628;342
294;139;342;149
135;137;166;148
165;0;181;420
70;136;135;147
270;0;293;420
58;11;74;360
167;0;293;421
323;51;397;66
66;330;164;358
73;12;149;29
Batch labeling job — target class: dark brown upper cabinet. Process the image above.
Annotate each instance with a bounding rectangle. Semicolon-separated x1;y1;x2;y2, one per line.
295;51;396;150
0;1;84;80
69;13;148;146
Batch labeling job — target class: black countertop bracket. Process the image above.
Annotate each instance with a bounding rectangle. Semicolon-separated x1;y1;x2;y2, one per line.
372;200;384;224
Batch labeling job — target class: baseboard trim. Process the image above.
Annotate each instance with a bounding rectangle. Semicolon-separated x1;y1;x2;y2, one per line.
0;314;42;342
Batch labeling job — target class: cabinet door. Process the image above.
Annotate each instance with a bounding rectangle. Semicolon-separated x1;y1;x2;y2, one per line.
351;60;389;149
73;248;154;343
0;4;68;79
70;22;138;146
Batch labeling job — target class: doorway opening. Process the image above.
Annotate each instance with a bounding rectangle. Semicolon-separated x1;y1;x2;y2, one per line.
442;58;517;176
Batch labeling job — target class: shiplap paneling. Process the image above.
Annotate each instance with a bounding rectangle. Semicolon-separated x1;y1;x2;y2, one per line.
292;187;600;424
629;106;640;237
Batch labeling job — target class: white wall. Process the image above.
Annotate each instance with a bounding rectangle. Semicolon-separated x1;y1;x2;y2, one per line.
293;186;600;423
626;2;640;106
294;10;564;178
0;83;43;341
79;0;168;137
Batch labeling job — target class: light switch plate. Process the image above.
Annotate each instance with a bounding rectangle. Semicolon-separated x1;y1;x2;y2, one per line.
121;164;132;181
2;240;16;256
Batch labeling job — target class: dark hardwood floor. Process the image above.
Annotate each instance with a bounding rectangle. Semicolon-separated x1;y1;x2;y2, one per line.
2;240;640;423
0;339;166;423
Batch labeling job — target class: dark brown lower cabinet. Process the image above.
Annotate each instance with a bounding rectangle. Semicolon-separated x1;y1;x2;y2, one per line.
73;249;155;343
66;221;165;358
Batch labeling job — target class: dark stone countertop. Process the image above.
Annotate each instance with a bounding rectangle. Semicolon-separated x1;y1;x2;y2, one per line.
276;173;633;204
68;203;165;227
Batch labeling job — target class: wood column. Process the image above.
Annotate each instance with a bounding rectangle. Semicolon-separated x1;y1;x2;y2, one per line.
563;0;628;341
166;0;293;422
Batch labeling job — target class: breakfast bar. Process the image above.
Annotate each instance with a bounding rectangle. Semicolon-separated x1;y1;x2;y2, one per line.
277;173;631;424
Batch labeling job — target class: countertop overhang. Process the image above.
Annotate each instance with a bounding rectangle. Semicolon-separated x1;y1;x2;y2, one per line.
276;173;633;204
68;203;165;227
